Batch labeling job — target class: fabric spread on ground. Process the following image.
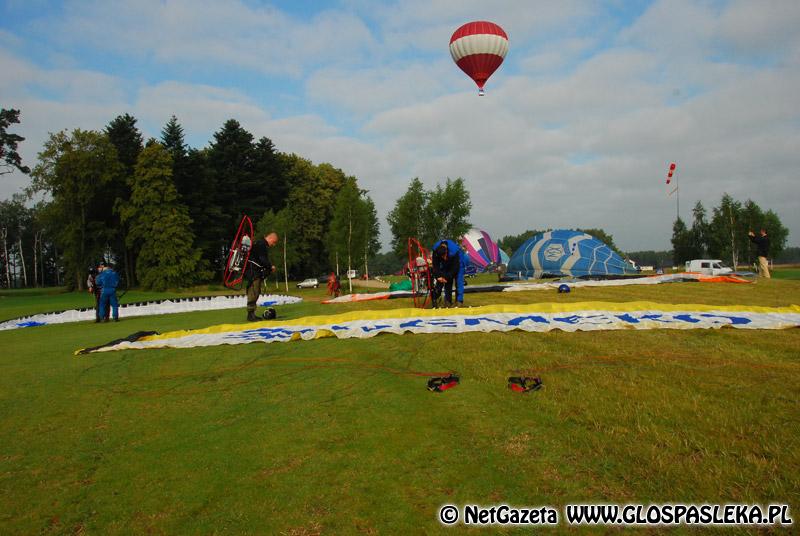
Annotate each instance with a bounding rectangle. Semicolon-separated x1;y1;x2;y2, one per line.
0;294;302;331
75;301;800;354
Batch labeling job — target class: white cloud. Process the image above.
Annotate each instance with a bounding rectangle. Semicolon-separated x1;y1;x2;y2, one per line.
305;60;454;116
47;0;376;77
2;1;799;251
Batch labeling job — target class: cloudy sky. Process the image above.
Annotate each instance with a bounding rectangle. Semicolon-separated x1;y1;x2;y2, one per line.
2;0;798;251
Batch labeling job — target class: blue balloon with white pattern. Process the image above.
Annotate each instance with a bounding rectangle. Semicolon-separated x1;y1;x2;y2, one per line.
507;230;639;278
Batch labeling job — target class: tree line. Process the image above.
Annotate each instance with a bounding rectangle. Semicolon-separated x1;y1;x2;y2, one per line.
670;195;788;268
1;108;477;290
1;110;386;290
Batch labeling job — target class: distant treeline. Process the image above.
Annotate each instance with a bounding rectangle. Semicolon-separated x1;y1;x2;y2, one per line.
671;196;788;268
1;113;381;290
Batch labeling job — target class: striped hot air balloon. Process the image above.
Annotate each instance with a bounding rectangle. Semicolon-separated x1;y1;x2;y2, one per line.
449;21;508;95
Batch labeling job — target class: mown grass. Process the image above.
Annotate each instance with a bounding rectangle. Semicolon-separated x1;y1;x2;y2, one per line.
0;274;799;534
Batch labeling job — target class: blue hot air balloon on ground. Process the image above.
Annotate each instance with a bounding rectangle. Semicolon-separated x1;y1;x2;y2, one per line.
507;230;639;279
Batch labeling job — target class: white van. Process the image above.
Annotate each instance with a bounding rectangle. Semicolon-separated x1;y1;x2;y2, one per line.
684;259;733;276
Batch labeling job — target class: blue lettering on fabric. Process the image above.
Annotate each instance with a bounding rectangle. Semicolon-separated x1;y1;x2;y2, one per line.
699;313;751;326
425;319;459;327
638;314;674;323
615;313;640;323
361;324;392;333
16;321;47;328
464;317;507;326
507;315;549;326
553;315;582;325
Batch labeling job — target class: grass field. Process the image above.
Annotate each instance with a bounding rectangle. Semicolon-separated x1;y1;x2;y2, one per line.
1;272;799;534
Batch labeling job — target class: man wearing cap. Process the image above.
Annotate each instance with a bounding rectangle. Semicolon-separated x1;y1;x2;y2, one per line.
244;232;279;321
96;262;121;322
431;239;468;307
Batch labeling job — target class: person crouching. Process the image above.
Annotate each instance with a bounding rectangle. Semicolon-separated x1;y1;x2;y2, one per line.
431;239;467;308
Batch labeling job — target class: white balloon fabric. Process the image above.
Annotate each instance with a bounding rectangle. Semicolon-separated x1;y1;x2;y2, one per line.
76;302;800;354
0;294;302;331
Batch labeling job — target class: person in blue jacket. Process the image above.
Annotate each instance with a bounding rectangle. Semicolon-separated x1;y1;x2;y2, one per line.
95;262;121;322
431;239;467;307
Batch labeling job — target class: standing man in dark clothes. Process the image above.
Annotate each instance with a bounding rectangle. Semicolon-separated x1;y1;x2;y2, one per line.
244;232;279;321
748;228;771;278
430;239;468;308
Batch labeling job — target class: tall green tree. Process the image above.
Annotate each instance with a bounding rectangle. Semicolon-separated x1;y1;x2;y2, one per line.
386;178;427;258
252;136;288;213
1;108;30;176
423;177;471;246
119;143;207;290
257;207;299;290
160;115;190;197
105;114;143;177
689;201;709;258
670;217;694;266
105;113;144;285
208;119;255;218
327;178;379;280
387;177;472;256
361;195;381;277
0;197;28;287
206;120;260;271
282;156;346;275
160;116;221;267
708;193;746;268
30;129;121;289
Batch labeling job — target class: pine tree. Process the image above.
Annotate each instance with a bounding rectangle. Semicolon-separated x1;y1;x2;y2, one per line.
160;115;190;198
252;136;287;213
120;143;207;290
670;217;694;265
0;108;31;175
105;113;144;285
689;201;709;258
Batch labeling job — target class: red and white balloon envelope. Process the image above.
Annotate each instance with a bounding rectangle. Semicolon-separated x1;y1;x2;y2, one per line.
449;21;508;95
